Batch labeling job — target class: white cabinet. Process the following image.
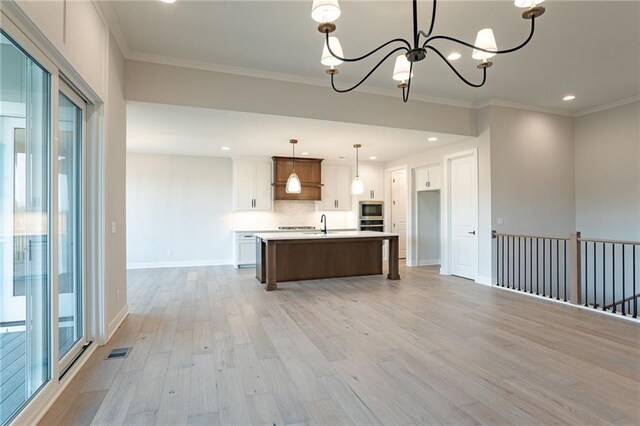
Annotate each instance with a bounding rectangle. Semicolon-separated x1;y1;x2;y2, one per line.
318;164;352;211
234;232;257;267
357;164;384;201
233;160;272;211
414;164;441;191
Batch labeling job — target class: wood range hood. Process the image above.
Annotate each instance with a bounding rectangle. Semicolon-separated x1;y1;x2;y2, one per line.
272;156;323;201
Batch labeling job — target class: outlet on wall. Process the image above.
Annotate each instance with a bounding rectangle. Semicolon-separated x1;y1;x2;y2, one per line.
116;289;120;301
167;249;172;256
111;222;117;234
497;217;504;226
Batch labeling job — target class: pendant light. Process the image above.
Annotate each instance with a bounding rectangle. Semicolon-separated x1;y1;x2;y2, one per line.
286;139;302;194
351;144;364;195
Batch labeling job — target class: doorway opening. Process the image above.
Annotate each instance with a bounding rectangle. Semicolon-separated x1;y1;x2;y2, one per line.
417;190;441;266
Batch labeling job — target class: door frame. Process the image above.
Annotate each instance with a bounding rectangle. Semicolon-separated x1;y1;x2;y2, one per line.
384;165;409;261
441;148;478;279
57;81;88;374
1;5;107;426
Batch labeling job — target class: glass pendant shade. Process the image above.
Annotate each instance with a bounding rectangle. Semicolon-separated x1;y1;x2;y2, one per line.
472;28;497;60
311;0;341;23
514;0;544;7
351;177;364;195
321;37;344;66
392;54;413;81
286;172;302;194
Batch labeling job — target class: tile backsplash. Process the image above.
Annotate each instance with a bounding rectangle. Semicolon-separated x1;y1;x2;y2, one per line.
232;201;358;231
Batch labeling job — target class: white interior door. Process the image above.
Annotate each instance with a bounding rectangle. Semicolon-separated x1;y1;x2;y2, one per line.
391;170;407;259
450;155;477;279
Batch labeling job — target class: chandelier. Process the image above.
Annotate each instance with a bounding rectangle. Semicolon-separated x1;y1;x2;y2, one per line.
312;0;546;102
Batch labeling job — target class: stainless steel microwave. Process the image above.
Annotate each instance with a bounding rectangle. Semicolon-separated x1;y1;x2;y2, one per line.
359;201;384;219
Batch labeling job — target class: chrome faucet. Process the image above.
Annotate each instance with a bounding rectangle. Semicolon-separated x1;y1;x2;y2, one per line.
320;214;327;234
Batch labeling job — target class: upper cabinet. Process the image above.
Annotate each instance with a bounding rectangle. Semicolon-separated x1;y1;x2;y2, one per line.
414;164;441;191
357;164;384;201
272;157;323;201
233;160;273;211
318;164;352;211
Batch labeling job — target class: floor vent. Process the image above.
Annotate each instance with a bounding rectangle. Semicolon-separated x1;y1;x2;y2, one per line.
105;347;132;360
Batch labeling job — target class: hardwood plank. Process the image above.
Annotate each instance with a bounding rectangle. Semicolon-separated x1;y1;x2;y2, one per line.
38;265;640;426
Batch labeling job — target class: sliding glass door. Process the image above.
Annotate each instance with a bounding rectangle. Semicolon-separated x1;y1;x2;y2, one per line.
0;30;51;425
57;85;85;370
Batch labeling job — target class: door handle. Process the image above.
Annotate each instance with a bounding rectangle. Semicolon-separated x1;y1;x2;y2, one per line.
468;231;476;235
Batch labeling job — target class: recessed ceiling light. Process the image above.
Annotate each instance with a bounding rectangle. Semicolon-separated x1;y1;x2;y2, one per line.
369;156;377;160
428;137;438;142
447;52;461;61
161;0;176;3
301;152;309;155
563;95;575;101
221;146;230;151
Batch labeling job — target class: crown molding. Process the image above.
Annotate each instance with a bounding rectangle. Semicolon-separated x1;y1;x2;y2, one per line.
94;0;131;58
573;95;640;118
125;50;476;109
475;99;574;117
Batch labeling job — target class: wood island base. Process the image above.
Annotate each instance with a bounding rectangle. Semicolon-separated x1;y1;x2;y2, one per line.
255;232;400;291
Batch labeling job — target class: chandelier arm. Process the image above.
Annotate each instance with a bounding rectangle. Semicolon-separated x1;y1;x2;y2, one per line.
425;46;487;88
422;16;535;55
402;62;414;103
330;46;409;93
325;30;411;62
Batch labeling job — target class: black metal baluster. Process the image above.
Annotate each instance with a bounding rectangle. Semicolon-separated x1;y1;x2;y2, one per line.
564;240;567;302
593;241;597;308
622;244;626;316
502;235;505;287
536;238;539;295
496;235;499;286
542;238;547;296
550;239;554;299
507;236;511;289
603;243;606;311
612;244;616;314
530;237;533;294
584;241;588;307
633;245;637;318
518;237;522;291
556;239;560;300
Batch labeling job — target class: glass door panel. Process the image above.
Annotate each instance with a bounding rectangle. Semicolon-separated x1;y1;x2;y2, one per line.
0;30;51;425
57;89;84;367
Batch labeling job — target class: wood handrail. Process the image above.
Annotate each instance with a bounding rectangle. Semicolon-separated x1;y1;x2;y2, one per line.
492;231;569;241
599;293;640;310
579;237;640;245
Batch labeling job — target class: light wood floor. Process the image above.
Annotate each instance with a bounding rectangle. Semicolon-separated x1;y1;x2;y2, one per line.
40;265;640;425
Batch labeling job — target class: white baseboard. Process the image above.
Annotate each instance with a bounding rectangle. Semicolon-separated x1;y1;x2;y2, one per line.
127;259;233;269
418;259;441;266
475;275;492;286
107;304;129;341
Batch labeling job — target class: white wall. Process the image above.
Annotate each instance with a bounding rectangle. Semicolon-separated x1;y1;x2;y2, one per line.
126;153;234;268
124;59;477;137
105;32;127;335
490;106;575;236
575;101;640;240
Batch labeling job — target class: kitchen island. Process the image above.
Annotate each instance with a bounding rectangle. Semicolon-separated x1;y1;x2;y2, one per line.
254;231;400;291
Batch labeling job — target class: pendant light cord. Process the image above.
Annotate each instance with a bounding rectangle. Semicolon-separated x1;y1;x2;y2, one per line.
356;146;359;178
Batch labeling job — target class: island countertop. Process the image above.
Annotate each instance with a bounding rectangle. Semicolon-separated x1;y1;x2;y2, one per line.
254;230;398;241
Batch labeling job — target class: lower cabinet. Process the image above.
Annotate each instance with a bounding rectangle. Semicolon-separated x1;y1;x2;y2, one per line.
234;232;256;267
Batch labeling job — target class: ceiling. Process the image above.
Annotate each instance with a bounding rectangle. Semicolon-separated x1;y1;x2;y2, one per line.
109;1;640;113
126;101;469;162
